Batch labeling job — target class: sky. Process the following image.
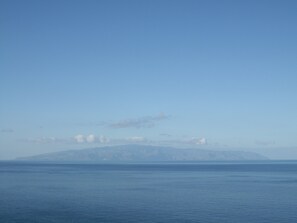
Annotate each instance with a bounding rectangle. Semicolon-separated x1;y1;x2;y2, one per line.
1;0;297;159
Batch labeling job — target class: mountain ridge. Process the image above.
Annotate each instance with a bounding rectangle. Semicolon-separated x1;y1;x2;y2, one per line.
17;144;268;161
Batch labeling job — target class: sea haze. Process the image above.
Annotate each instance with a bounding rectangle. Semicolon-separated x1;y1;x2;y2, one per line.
0;161;297;223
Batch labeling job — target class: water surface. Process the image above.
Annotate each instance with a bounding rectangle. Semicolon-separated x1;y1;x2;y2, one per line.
0;161;296;222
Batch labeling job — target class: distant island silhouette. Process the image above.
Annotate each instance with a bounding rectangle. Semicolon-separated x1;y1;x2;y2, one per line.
17;144;268;161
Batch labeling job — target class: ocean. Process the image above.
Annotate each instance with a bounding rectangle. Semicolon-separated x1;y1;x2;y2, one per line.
0;161;296;223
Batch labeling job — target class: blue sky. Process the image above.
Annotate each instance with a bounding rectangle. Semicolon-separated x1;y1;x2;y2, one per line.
1;0;297;159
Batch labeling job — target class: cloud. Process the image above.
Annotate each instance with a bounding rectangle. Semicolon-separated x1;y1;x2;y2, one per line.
196;137;207;145
1;128;14;133
73;134;207;146
98;135;109;143
74;134;109;144
74;134;85;143
109;113;169;129
86;134;96;143
24;133;208;148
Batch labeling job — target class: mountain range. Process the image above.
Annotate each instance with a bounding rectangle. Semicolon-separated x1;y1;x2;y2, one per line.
17;144;268;161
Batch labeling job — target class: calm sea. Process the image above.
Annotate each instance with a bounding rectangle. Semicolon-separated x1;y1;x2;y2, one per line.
0;161;297;223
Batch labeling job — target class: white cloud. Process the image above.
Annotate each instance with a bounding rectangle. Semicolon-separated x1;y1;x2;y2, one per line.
24;133;207;147
197;137;207;145
86;134;96;143
99;135;109;143
74;134;85;143
74;134;109;144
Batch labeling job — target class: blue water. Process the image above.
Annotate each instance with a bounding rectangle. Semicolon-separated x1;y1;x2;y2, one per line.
0;161;297;223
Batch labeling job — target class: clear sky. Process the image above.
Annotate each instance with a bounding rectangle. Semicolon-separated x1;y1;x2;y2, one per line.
1;0;297;159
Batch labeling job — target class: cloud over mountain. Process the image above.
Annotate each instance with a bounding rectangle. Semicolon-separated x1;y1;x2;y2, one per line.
74;134;109;144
